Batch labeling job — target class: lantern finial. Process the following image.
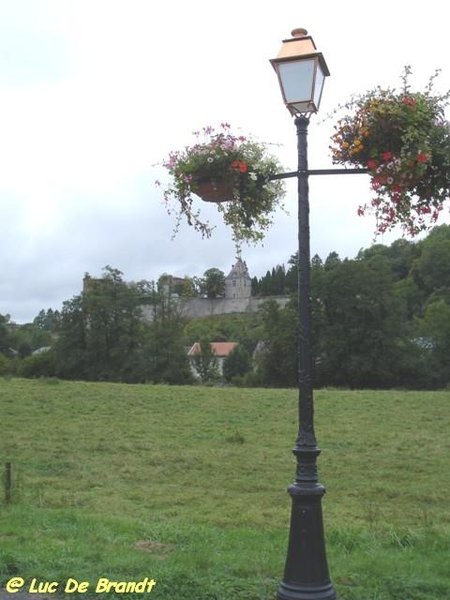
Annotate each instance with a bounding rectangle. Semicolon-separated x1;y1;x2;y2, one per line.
291;28;308;38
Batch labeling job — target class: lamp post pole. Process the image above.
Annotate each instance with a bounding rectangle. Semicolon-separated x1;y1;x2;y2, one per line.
276;115;336;600
269;28;367;598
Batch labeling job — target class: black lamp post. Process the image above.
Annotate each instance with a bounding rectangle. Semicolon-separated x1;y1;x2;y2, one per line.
270;29;336;600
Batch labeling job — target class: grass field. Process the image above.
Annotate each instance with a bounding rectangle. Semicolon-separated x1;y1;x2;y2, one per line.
1;378;449;599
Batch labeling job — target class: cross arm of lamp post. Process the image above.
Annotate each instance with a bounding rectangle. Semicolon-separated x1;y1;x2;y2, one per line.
269;167;368;180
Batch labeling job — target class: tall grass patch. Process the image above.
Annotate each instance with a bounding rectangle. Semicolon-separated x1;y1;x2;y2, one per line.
1;379;449;599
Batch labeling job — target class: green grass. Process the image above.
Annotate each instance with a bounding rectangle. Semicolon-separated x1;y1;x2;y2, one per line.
1;379;450;599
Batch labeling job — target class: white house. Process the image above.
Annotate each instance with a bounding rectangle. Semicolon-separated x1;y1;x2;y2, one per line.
187;341;238;378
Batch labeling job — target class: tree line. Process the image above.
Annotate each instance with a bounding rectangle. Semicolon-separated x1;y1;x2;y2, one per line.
3;224;450;388
253;224;450;389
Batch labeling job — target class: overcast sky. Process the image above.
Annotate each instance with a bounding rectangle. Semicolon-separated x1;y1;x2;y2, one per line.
1;0;449;323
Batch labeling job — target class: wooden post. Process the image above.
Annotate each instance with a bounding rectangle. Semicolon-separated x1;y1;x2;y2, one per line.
5;462;11;504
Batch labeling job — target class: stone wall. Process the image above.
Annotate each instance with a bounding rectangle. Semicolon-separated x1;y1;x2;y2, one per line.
141;295;290;322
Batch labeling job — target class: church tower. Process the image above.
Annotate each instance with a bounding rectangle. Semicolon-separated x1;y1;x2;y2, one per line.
225;258;252;300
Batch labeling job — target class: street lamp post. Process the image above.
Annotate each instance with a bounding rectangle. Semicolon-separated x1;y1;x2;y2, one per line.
270;29;336;600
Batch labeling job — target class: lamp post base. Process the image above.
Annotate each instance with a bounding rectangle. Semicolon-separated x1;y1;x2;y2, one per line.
277;448;336;600
277;580;336;600
277;486;336;600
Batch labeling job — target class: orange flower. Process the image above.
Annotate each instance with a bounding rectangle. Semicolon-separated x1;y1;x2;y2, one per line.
231;160;248;173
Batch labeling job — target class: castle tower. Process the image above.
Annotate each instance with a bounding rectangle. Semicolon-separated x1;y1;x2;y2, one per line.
225;258;252;300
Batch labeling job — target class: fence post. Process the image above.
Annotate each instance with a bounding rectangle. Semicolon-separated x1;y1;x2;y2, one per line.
5;462;11;504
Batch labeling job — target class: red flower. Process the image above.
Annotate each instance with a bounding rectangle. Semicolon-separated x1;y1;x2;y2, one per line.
381;152;392;161
417;152;429;163
419;206;431;214
367;159;378;170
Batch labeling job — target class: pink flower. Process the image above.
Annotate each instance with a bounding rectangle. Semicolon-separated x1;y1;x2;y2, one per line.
402;96;416;106
371;179;381;190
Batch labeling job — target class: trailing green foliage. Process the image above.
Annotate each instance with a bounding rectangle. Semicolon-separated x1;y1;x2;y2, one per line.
156;123;286;247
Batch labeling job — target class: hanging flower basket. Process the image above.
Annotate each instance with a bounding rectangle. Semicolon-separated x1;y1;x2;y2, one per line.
155;124;286;246
330;67;450;235
191;176;235;203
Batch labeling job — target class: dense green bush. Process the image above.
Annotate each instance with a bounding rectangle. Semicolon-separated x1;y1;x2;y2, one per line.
19;350;57;378
0;353;11;376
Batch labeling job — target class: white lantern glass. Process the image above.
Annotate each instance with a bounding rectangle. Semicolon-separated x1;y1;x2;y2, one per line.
270;29;329;116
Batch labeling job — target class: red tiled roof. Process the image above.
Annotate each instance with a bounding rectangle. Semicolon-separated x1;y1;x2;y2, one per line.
187;342;238;357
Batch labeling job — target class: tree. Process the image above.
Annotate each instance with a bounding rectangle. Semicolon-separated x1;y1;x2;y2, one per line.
0;314;13;356
251;276;259;296
191;339;220;382
271;265;286;295
285;252;299;294
14;322;52;355
181;277;199;298
258;270;272;296
386;238;419;281
20;350;56;378
33;308;61;331
56;267;146;382
419;299;450;388
143;283;193;384
82;267;145;381
223;345;251;382
415;228;450;295
201;268;226;298
55;295;89;380
256;300;298;387
324;251;341;270
315;256;408;388
0;352;11;376
55;269;193;384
